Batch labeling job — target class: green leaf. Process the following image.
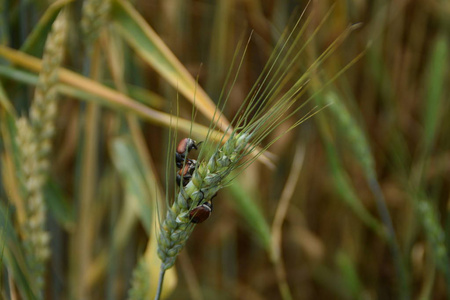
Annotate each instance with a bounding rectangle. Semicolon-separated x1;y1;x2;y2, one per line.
110;137;153;233
20;0;74;56
0;81;15;116
423;35;448;153
335;250;363;299
0;203;38;299
43;180;75;230
227;180;271;251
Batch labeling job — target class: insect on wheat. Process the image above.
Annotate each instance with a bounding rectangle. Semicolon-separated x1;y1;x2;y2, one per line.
151;5;359;299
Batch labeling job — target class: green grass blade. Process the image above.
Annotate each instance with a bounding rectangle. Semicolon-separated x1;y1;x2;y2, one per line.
0;203;37;299
20;0;73;55
43;180;75;231
111;135;179;298
0;81;15;116
110;136;153;233
227;180;271;251
422;34;448;155
335;250;363;299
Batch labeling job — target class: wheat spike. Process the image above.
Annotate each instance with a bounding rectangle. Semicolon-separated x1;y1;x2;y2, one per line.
15;118;50;296
81;0;111;46
29;9;67;176
128;258;151;300
14;10;67;298
157;132;252;270
154;7;352;298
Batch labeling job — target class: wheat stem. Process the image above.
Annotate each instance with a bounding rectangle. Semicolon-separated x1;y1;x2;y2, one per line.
154;266;166;300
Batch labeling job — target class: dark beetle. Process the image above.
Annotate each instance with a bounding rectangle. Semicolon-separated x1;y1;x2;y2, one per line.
176;159;197;187
176;138;199;169
175;138;217;224
189;193;217;224
189;200;213;224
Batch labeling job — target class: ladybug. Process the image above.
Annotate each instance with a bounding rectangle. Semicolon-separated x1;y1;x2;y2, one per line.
176;138;200;169
176;159;197;186
189;200;213;224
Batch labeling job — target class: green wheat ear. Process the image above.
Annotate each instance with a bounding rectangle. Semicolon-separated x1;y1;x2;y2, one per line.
29;8;67;173
154;5;355;299
81;0;111;46
14;9;67;298
128;258;151;300
15;117;50;295
157;132;252;270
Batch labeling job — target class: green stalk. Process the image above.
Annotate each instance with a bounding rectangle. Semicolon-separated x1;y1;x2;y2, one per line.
154;266;166;300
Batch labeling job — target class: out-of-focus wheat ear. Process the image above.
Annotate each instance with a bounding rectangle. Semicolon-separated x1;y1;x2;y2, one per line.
16;10;67;298
128;258;151;300
320;91;408;296
15;117;50;298
29;9;67;178
81;0;111;46
418;200;450;291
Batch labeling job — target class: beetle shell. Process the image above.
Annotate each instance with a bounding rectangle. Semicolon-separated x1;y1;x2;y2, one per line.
176;138;198;155
189;201;212;224
176;138;198;169
176;159;197;186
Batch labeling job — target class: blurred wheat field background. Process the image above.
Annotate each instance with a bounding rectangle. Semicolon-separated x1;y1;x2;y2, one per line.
0;0;449;299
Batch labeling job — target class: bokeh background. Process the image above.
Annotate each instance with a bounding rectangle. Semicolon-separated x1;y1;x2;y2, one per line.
1;0;449;299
